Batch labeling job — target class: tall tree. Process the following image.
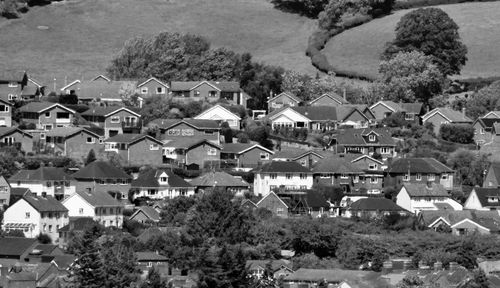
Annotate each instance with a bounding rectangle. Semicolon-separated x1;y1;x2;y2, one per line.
71;224;106;288
384;7;467;76
140;267;164;288
465;80;500;120
101;240;140;288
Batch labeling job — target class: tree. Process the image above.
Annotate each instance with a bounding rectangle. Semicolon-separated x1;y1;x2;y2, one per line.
439;124;474;144
462;269;490;288
140;267;164;288
71;224;106;288
37;233;52;244
101;240;140;288
396;274;424;288
465;80;500;120
139;96;172;124
374;51;444;104
190;47;239;81
270;0;329;18
85;149;97;165
447;149;490;186
384;8;467;76
247;126;273;150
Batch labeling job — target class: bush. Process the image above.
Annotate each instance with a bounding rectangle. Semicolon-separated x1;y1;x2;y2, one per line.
0;0;20;19
237;132;250;143
439;124;474;144
270;0;330;18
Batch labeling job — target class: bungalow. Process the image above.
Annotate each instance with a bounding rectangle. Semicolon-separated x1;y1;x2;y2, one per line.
483;162;500;188
464;187;500;211
272;148;326;168
129;206;161;224
71;161;132;200
472;118;500;145
369;101;424;124
19;102;75;130
147;118;220;144
62;190;124;228
0;97;12;126
170;81;248;107
283;268;372;288
9;167;76;200
3;195;69;243
267;92;301;112
247;259;293;279
396;183;462;214
137;77;169;98
44;127;104;160
309;92;349;107
194;105;241;129
0;127;33;153
385;157;454;190
136;251;169;277
255;191;289;218
253;161;313;196
329;128;396;159
130;169;194;200
80;106;142;138
163;138;221;170
422;108;473;135
419;210;500;235
189;171;250;195
104;134;163;166
345;198;409;218
221;143;273;169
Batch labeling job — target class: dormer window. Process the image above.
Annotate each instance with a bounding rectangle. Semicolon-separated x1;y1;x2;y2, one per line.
160;176;168;183
488;197;499;203
404;113;414;120
8;82;17;88
369;135;376;141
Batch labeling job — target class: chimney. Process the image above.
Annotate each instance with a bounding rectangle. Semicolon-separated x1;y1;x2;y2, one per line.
462;107;466;119
343;88;346;100
382;261;393;274
434;261;443;272
449;262;458;271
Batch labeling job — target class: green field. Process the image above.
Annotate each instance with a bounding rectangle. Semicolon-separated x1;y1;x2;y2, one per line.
322;2;500;80
0;0;317;88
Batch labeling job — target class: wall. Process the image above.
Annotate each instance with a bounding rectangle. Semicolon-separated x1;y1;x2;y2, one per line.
3;199;40;238
483;168;499;188
237;147;271;167
129;139;163;166
0;176;9;206
185;143;220;168
3;131;33;153
463;190;488;210
473;122;492;145
39;211;69;244
134;187;195;200
425;113;449;136
395;187;412;212
65;132;105;162
269;94;298;111
63;193;123;228
452;220;489;235
257;194;288;218
139;81;167;98
161;122;219;143
370;104;392;120
253;172;313;196
10;181;76;199
38;106;74;130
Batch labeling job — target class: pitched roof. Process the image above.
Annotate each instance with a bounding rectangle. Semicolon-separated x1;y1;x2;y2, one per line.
72;191;123;207
273;148;327;160
422;108;473;123
71;161;131;179
73;81;136;100
471;188;500;207
58;217;95;232
0;237;37;257
256;161;311;173
402;183;449;197
137;77;169;88
131;169;192;188
135;251;168;261
10;167;73;181
170;81;240;92
10;187;32;196
45;126;100;138
420;210;500;231
312;156;364;174
80;106;141;118
332;128;395;146
256;191;289;208
401;103;424;114
105;133;162;145
194;104;241;120
291;106;338;121
18;102;75;114
21;195;68;212
221;143;273;155
0;127;32;138
474;118;500;129
164;138;221;150
483;111;500;118
388;158;453;174
349;198;406;211
267;92;301;103
33;244;59;255
189;171;249;187
148;118;220;130
130;206;160;222
309;93;349;105
51;254;77;270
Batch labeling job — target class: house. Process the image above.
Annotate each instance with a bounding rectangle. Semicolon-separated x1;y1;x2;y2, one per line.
309;93;349;107
0;175;10;207
189;171;250;195
130;169;194;200
350;154;386;193
422;108;473;135
0;97;13;126
129;206;161;224
280;190;330;218
419;210;500;235
463;187;500;211
272;148;327;168
267;92;301;112
329;128;396;159
9;167;76;200
62;190;124;228
170;81;248;107
147;118;221;144
194;104;241;129
61;80;137;104
44;127;104;160
19;102;75;130
241;199;258;210
247;259;293;279
71;161;132;200
253;161;313;196
137;77;169;98
283;268;375;288
385;157;454;190
104;134;163;166
221;143;273;169
3;262;63;287
255;191;289;218
345;198;408;218
472;118;500;145
0;71;42;101
80;106;142;138
483;162;500;188
396;183;462;214
136;251;169;277
163;138;221;170
57;217;95;250
25;243;65;264
0;126;33;153
483;111;500;119
2;195;69;243
9;187;33;206
369;101;424;124
312;156;365;193
0;237;38;266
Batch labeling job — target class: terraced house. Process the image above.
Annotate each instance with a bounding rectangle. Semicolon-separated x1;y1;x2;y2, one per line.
19;102;75;130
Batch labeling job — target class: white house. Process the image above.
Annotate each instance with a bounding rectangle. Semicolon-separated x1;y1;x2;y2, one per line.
267;107;311;130
62;190;124;228
253;161;313;196
9;167;76;201
396;183;462;214
464;187;500;211
194;105;241;129
130;169;195;200
2;195;69;243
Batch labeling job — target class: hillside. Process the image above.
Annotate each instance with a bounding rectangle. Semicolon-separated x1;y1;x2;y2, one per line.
322;2;500;80
0;0;317;87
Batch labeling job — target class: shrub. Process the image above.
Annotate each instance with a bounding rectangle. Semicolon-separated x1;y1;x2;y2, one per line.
0;0;20;19
237;133;250;143
439;124;474;144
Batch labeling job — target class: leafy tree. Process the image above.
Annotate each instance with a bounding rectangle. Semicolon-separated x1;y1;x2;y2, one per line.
101;240;140;288
247;126;273;150
439;124;474;144
270;0;329;18
190;47;239;80
291;219;342;258
462;269;490;288
139;96;172;124
140;267;164;288
374;51;444;104
396;274;424;288
381;112;411;128
447;149;490;186
71;223;106;288
85;149;97;165
159;196;196;226
465;80;500;120
37;233;52;244
384;8;467;76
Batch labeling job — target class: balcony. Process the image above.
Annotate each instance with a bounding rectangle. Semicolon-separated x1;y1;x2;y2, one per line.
56;118;71;124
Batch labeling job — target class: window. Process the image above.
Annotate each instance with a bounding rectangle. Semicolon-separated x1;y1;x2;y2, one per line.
488;197;499;203
8;94;15;100
368;163;377;170
8;82;17;88
380;147;390;154
49;225;52;233
320;173;330;178
45;111;50;118
141;87;148;94
370;177;378;184
340;174;348;179
99;138;103;144
300;173;307;179
207;148;217;156
40;133;46;140
270;173;277;179
0;105;9;112
403;174;410;182
25;212;30;219
110;116;120;123
193;90;200;97
79;208;84;215
204;131;214;135
480;128;485;134
209;91;217;97
286;173;292;179
43;224;46;232
300;159;307;166
44;125;52;131
160;176;168;183
150;144;159;150
156;87;164;94
121;179;128;185
404;113;414;120
147;262;153;267
416;173;422;181
369;135;376;141
441;174;449;180
260;153;269;160
353;175;359;183
428;174;435;181
277;208;284;215
86;137;95;144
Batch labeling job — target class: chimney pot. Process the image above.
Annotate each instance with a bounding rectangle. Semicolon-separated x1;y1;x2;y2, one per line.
449;262;458;271
434;261;443;271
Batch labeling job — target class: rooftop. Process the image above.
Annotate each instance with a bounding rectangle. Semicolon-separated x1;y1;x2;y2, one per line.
388;158;453;174
10;167;74;181
22;195;68;212
256;161;311;173
73;191;123;208
402;183;449;197
190;171;249;187
131;169;192;188
71;161;131;180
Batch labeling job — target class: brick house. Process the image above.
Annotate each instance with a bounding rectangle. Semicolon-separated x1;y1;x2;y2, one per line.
163;138;222;169
9;167;76;200
256;191;289;218
386;157;454;191
328;128;396;160
19;102;75;130
0;127;33;153
147;118;221;144
81;106;142;138
267;92;301;112
308;93;349;107
169;81;248;107
464;187;500;211
44;127;104;160
221;143;273;169
422;108;473;135
130;169;194;200
71;161;132;200
369;101;424;124
272;149;327;168
0;97;12;127
472;118;500;146
312;156;365;193
104;134;163;166
61;80;137;105
137;77;169;98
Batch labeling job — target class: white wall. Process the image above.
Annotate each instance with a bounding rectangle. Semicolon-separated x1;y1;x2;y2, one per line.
62;194;123;228
63;194;96;218
464;190;488;210
3;199;40;238
253;172;313;196
11;181;76;198
396;187;412;213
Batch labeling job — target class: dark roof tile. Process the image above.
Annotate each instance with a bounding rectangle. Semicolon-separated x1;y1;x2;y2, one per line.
131;169;191;188
72;161;131;179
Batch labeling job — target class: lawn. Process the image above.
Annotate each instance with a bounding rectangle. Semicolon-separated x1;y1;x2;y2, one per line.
322;2;500;80
0;0;317;88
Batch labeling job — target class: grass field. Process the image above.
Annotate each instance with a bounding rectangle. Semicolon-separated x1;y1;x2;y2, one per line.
322;2;500;80
0;0;317;88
